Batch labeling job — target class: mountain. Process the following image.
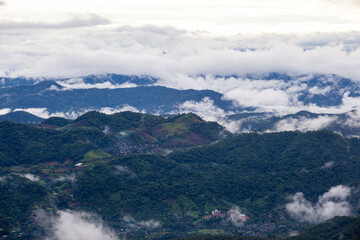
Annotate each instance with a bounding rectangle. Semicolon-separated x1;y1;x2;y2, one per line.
245;73;360;107
289;216;360;240
0;81;235;114
1;73;360;137
1;112;360;239
0;111;44;123
0;74;156;88
227;110;360;136
0;111;226;167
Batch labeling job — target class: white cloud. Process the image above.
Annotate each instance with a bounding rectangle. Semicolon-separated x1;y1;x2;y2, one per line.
286;185;352;224
342;107;360;128
309;86;332;95
114;165;136;178
122;215;160;229
37;210;118;240
19;173;40;182
0;25;360;118
227;206;248;227
14;108;49;119
53;174;76;183
274;115;338;132
175;97;233;122
56;78;137;90
11;105;143;120
320;161;335;169
99;106;143;115
0;13;110;29
0;108;11;115
172;97;242;132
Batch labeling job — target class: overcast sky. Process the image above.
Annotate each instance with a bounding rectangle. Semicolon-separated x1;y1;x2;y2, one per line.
1;0;360;34
0;0;360;79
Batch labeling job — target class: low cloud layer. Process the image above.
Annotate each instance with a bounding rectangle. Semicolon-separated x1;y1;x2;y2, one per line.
286;185;352;224
37;210;118;240
274;116;338;132
10;105;142;119
56;78;137;90
1;24;360;119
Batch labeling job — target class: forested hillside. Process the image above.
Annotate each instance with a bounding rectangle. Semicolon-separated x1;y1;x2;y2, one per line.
0;112;360;239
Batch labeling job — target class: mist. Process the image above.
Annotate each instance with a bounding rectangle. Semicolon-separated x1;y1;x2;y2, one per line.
36;209;118;240
286;185;352;224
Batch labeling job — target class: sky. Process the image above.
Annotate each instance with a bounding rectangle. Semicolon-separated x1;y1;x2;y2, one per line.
1;0;360;79
1;0;360;122
1;0;360;34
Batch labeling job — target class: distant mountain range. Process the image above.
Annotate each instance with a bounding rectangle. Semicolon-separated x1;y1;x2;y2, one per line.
1;73;359;136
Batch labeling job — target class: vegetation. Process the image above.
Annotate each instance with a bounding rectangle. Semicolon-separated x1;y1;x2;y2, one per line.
0;112;360;239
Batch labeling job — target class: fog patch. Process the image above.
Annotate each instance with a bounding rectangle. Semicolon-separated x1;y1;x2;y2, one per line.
36;209;118;240
122;215;160;229
286;185;352;224
53;174;76;183
227;206;248;227
114;165;136;178
320;161;335;170
103;126;111;135
0;175;7;182
20;173;40;182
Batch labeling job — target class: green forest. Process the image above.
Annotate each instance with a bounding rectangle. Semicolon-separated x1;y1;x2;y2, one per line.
0;111;360;239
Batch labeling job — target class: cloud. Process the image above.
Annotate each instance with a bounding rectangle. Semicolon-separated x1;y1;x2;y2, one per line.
20;173;40;182
1;26;360;80
0;1;5;6
0;175;7;182
99;106;143;114
273;115;338;132
174;97;233;122
1;25;360;118
0;13;110;30
320;161;335;169
12;105;143;120
0;108;11;115
57;78;137;90
344;108;360;128
36;209;118;240
122;215;160;229
172;97;241;132
114;165;136;178
53;174;76;183
286;185;352;224
14;108;50;119
227;206;248;227
326;0;360;7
